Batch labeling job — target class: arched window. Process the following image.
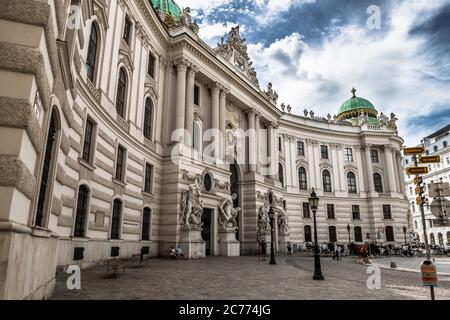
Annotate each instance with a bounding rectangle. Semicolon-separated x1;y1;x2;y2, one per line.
347;172;357;193
193;121;201;152
35;108;59;227
373;173;383;193
116;68;127;117
329;226;337;242
354;226;363;242
304;225;312;242
143;98;153;140
385;226;395;242
278;163;284;187
142;207;151;241
438;233;444;246
298;167;307;190
322;170;332;192
111;199;122;240
430;233;435;245
86;23;99;82
74;185;89;237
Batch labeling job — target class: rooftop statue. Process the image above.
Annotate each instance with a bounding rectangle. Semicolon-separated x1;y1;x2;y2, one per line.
264;82;279;105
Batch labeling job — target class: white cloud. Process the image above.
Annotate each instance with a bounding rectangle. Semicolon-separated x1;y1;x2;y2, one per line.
175;0;231;14
253;0;316;25
198;21;246;47
247;1;450;145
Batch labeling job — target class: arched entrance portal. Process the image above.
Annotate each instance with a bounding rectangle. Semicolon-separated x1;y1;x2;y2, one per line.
230;162;240;241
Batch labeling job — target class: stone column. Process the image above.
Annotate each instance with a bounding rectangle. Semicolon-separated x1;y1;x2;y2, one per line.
209;82;221;158
363;144;375;192
246;109;256;173
219;88;228;161
384;145;397;193
331;144;341;191
174;58;189;138
354;145;366;193
267;122;276;178
337;144;346;191
396;151;405;194
306;139;316;189
255;113;261;174
185;64;198;146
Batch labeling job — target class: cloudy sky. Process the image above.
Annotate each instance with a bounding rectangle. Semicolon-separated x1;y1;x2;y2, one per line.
176;0;450;145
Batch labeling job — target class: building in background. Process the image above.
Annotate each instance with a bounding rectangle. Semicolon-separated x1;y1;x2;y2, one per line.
403;124;450;247
0;0;408;299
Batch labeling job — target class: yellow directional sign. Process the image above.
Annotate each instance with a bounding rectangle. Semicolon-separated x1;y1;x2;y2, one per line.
404;146;425;155
419;156;441;164
407;166;429;175
416;196;423;205
415;186;421;194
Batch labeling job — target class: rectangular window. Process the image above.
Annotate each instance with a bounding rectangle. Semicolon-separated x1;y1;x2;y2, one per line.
115;145;126;181
194;85;200;106
297;141;305;156
82;118;95;163
123;16;132;45
278;137;282;152
370;150;379;163
327;204;335;219
352;205;361;220
344;148;353;162
148;54;155;78
383;204;392;219
144;163;153;193
303;202;310;219
321;145;328;159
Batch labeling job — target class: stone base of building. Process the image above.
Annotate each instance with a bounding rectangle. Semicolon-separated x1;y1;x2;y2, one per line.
218;229;240;257
0;227;58;300
278;232;290;253
180;229;205;259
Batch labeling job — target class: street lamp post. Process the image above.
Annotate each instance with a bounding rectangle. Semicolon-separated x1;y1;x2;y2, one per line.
268;206;276;265
403;226;407;245
346;224;351;244
309;188;324;280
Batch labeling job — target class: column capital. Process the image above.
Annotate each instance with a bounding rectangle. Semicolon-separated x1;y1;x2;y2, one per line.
363;143;372;149
208;82;222;93
160;56;168;70
187;65;199;77
173;57;190;71
220;87;230;97
244;108;256;118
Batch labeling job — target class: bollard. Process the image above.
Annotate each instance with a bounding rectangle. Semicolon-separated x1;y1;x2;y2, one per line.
390;261;397;268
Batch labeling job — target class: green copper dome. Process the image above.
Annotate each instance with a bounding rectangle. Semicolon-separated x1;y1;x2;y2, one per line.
151;0;182;21
337;88;378;121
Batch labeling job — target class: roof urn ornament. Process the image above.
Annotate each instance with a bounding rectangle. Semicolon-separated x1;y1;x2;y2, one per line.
287;105;292;113
309;110;315;118
281;103;286;112
303;109;309;117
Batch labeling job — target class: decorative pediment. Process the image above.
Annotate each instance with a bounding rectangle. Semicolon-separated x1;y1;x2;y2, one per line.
144;76;159;99
344;164;358;172
93;0;109;31
215;26;259;87
118;47;134;71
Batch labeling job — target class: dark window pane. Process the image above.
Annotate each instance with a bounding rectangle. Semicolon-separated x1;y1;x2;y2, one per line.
321;145;328;159
304;225;312;242
123;16;132;45
142;208;151;240
115;146;125;181
148;54;155;78
370;150;379;163
385;226;395;242
303;202;310;218
144;163;153;193
86;24;98;82
354;226;363;242
347;172;357;193
143;99;153;139
383;205;392;219
298;167;307;190
329;226;337;242
327;204;335;219
278;163;284;187
36;109;58;227
116;68;127;117
194;85;200;106
111;199;122;239
322;170;332;192
74;185;89;237
297;141;304;156
82;118;94;163
352;205;361;220
374;173;383;193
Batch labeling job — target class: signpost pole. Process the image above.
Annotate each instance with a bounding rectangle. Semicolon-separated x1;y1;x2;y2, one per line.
413;153;435;300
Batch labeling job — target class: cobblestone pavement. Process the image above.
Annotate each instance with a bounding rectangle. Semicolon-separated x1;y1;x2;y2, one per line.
52;255;450;300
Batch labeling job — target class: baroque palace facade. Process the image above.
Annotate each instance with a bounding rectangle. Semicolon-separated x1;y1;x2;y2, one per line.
0;0;408;299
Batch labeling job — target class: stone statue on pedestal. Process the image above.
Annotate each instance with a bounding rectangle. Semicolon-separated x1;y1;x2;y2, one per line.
218;193;240;231
278;205;290;233
258;203;271;232
180;178;203;230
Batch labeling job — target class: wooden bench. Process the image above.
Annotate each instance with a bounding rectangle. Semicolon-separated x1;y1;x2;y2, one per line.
105;257;126;278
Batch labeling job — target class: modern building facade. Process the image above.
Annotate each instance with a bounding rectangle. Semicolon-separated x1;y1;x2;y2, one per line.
0;0;408;299
403;124;450;247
